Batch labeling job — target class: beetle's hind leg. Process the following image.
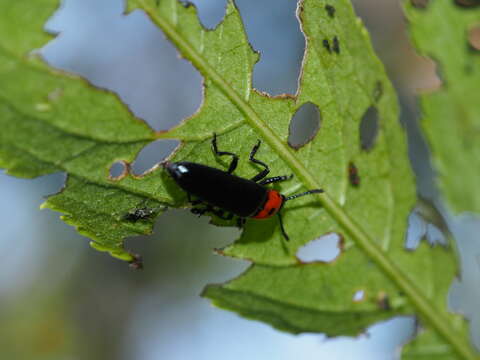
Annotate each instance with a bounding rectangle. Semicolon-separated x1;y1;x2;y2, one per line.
213;210;234;221
191;204;234;222
187;193;204;207
249;140;270;182
277;212;290;241
212;133;239;174
237;217;246;228
191;206;209;217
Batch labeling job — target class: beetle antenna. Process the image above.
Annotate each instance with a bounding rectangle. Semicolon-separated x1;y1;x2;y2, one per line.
285;189;324;201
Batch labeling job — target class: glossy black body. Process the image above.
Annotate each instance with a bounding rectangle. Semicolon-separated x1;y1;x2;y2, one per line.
165;161;268;217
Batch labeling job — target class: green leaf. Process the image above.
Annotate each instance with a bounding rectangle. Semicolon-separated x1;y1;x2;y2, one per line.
0;0;477;358
404;1;480;214
0;0;164;264
402;1;480;357
126;0;474;356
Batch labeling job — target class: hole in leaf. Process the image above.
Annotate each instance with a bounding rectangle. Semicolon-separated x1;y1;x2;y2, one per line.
455;0;480;8
410;0;429;8
359;106;379;151
109;161;127;180
468;26;480;51
186;0;227;29
296;233;342;263
235;0;304;95
405;211;426;250
353;290;365;302
42;4;202;132
405;207;448;250
426;224;448;246
288;102;321;149
131;139;179;176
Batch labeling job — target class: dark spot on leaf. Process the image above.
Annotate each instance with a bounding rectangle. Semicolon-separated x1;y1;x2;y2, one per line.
323;39;332;53
109;161;127;180
465;63;474;74
333;36;340;54
377;292;391;310
132;139;179;176
288;102;321;149
296;233;342;263
359;106;379;151
454;0;480;8
325;4;336;17
468;26;480;51
348;162;360;187
411;0;429;8
373;81;383;102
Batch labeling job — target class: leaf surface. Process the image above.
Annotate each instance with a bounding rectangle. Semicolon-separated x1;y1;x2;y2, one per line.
405;1;480;214
0;0;164;264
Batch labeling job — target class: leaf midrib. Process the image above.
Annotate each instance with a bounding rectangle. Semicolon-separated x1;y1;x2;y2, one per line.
136;1;479;358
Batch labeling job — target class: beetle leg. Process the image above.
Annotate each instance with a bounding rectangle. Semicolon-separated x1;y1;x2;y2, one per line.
187;193;204;206
211;209;234;220
191;205;234;221
237;217;246;228
212;133;239;174
259;174;293;186
191;207;209;217
277;212;290;241
249;140;270;182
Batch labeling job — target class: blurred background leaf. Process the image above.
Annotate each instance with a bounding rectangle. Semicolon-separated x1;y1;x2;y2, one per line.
405;0;480;214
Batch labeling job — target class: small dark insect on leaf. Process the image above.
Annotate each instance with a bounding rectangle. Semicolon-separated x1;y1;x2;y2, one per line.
348;162;360;187
333;36;340;54
122;206;160;222
325;4;336;17
129;255;144;270
322;39;332;53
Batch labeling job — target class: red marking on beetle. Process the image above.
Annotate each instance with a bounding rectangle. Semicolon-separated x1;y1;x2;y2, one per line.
253;190;284;219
